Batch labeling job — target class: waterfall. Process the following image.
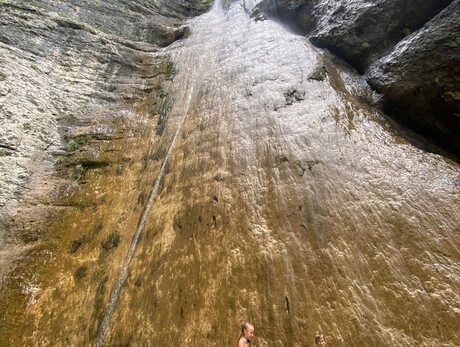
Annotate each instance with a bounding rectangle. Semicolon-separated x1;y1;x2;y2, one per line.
4;0;458;345
94;1;459;344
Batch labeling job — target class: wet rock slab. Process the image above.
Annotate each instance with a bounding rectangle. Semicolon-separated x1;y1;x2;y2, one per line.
255;0;458;158
0;0;212;249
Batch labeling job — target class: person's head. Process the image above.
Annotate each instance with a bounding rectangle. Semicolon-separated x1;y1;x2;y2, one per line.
240;322;254;341
315;332;326;346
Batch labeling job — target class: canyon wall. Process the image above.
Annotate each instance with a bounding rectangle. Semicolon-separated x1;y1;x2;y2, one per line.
0;0;211;270
0;0;212;343
256;0;459;158
1;0;459;346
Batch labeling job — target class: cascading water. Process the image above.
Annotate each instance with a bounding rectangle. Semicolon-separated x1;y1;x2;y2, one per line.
5;0;459;346
100;1;459;345
94;89;195;347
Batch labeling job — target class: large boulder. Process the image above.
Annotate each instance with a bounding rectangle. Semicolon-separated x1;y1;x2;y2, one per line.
256;0;459;158
258;0;452;73
367;0;460;157
309;0;452;73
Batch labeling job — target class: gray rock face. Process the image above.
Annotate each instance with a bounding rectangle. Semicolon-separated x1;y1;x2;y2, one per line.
258;0;452;73
3;0;210;47
367;0;460;157
256;0;458;158
311;0;452;73
0;0;211;260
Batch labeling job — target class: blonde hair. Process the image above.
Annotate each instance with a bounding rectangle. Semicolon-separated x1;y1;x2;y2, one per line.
237;322;254;346
315;332;326;345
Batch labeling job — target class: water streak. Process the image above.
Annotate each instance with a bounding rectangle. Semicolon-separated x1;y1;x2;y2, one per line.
94;89;193;347
93;2;232;343
94;0;460;345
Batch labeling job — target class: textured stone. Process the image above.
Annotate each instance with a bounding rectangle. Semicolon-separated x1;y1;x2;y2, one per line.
255;0;458;157
0;1;459;347
367;0;460;158
0;0;211;266
257;0;452;73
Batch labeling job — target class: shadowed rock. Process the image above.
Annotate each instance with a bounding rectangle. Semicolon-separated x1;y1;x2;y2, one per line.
255;0;458;158
367;0;460;158
257;0;452;73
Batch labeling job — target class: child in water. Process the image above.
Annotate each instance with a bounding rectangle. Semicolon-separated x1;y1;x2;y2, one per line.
237;322;254;347
315;332;327;346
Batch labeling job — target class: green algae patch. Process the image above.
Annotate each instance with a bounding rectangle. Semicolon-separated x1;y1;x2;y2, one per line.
0;201;111;345
164;62;177;80
0;280;24;346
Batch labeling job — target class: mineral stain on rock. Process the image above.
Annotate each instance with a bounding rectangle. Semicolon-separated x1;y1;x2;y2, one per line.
0;0;459;346
69;236;87;254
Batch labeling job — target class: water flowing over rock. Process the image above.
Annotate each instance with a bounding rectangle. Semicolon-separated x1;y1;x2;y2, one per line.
0;0;212;341
1;0;459;346
255;0;459;160
0;0;211;270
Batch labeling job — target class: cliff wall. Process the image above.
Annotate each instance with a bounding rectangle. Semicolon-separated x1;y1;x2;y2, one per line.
0;0;211;268
256;0;459;158
0;1;459;346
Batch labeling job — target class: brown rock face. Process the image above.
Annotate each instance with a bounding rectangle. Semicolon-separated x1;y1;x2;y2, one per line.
1;1;460;347
0;0;211;263
0;0;212;344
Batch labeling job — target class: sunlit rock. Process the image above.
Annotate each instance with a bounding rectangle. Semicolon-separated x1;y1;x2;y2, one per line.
0;1;459;346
